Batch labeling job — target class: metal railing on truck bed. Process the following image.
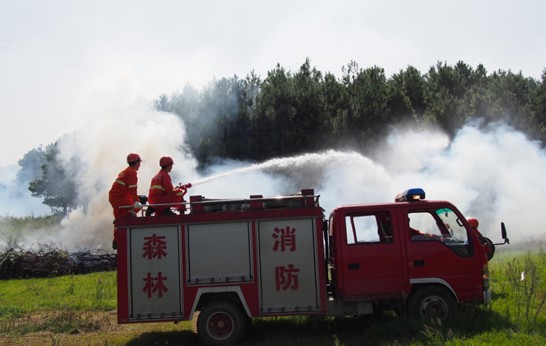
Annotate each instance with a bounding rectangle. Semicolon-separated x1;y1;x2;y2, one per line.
120;188;321;216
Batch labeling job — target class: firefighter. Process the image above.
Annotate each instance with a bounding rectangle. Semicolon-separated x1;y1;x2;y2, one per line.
108;153;143;219
468;217;495;260
147;156;186;216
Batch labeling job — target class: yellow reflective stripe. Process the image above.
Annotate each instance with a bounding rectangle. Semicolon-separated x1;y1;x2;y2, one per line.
128;184;137;189
115;179;126;186
150;185;165;191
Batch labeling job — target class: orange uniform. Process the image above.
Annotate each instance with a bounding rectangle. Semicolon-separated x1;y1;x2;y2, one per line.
148;170;185;215
109;166;140;218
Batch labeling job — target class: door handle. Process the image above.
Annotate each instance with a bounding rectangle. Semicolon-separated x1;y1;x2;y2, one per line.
348;262;360;270
413;259;425;267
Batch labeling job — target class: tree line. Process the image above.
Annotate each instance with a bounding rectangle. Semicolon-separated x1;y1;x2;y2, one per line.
155;59;546;167
26;59;546;214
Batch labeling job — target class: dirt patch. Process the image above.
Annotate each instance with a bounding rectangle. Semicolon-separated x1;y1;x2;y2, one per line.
0;310;198;345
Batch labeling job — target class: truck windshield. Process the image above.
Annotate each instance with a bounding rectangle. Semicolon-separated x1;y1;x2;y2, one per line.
435;207;467;241
409;207;472;257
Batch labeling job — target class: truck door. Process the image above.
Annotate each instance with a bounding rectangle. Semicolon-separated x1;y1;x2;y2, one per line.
405;206;483;302
337;209;406;300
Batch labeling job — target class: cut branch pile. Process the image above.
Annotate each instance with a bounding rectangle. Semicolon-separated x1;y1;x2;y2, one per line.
0;244;116;279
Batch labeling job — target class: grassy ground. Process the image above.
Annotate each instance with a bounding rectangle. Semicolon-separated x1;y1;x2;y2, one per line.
0;249;545;345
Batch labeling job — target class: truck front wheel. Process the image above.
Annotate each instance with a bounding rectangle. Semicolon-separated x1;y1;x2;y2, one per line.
196;301;247;345
408;286;457;320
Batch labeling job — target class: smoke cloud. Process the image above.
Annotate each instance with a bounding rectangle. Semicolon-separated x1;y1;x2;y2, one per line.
1;70;544;250
0;164;50;218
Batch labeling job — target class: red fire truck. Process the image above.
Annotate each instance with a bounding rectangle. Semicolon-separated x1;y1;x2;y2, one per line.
113;188;508;345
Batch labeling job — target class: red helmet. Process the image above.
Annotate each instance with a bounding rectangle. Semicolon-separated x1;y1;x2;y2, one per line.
159;156;174;167
127;153;141;163
467;218;479;228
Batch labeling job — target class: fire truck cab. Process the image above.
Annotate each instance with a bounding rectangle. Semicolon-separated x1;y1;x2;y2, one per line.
326;188;506;319
114;188;507;345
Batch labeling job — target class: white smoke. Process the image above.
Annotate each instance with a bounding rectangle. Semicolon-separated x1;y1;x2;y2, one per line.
0;164;50;217
56;109;198;249
1;68;544;249
8;69;196;249
193;124;545;247
371;124;546;244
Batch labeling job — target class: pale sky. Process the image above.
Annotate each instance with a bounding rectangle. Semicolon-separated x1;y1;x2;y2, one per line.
1;0;544;167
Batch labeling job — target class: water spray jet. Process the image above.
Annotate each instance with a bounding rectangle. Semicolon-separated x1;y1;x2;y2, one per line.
181;150;372;188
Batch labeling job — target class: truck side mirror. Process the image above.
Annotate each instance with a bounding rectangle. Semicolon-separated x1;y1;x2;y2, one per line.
501;222;510;244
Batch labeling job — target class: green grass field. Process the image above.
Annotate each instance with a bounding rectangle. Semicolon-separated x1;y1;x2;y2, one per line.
0;248;545;345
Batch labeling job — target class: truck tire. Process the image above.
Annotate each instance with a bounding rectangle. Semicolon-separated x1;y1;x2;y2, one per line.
408;286;457;320
196;301;247;345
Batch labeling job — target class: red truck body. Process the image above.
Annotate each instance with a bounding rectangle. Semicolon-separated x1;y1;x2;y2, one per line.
114;188;496;344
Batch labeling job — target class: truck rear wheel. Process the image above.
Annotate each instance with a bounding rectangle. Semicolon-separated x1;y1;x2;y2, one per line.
196;301;246;345
408;286;457;320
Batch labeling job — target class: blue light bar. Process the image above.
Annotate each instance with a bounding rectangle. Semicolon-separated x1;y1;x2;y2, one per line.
395;188;426;202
